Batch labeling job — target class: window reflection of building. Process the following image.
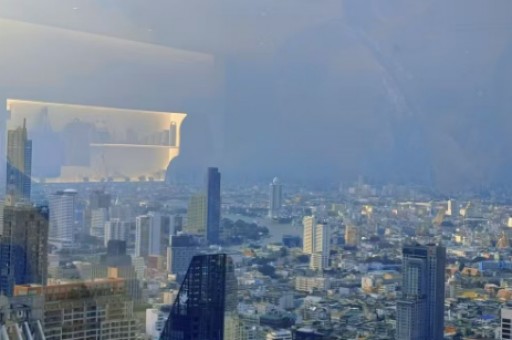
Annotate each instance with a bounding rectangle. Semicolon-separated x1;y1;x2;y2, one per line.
62;119;93;166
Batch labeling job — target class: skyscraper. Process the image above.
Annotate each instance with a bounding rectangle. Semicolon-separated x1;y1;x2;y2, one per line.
303;216;330;270
5;119;32;201
104;218;128;247
136;213;171;258
206;167;221;244
89;190;111;239
268;177;282;218
161;253;238;340
186;194;207;235
0;201;48;296
48;189;77;247
396;244;446;340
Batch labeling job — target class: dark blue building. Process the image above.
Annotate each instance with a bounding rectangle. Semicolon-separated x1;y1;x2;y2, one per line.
206;167;221;244
160;254;237;339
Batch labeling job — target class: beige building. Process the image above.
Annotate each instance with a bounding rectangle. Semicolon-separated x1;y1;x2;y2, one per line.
186;194;207;235
15;278;139;340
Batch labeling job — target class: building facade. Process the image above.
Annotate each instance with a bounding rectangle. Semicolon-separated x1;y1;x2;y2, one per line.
396;244;446;340
160;253;238;339
268;177;282;218
5;119;32;201
206;167;221;244
48;189;77;247
0;203;49;296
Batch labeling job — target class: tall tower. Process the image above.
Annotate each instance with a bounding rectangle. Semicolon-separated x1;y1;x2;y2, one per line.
206;167;221;245
303;217;330;270
48;189;77;247
161;253;238;340
135;215;151;258
0;202;48;296
186;194;207;235
89;190;111;239
268;177;282;218
396;244;446;340
5;119;32;201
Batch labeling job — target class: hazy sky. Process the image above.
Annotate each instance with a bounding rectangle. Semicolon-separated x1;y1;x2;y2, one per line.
1;0;512;191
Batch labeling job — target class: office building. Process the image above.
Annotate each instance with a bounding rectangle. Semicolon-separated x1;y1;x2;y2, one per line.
135;215;151;258
89;190;111;239
5;119;32;201
104;218;128;247
136;213;171;258
186;194;207;235
502;308;512;339
396;244;446;340
268;177;282;218
14;278;138;339
303;217;330;270
48;189;77;247
0;202;49;296
161;253;238;339
147;305;172;340
206;167;221;244
166;234;200;279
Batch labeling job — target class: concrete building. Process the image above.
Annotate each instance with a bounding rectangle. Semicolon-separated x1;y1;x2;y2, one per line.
303;216;316;255
344;223;358;246
104;218;128;247
268;177;282;218
14;278;138;339
135;215;151;258
48;189;77;247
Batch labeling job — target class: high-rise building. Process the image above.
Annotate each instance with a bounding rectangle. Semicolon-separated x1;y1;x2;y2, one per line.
396;244;446;340
89;190;111;240
268;177;282;218
14;278;139;339
502;308;512;339
303;216;316;255
48;189;77;247
303;217;330;270
136;213;171;258
186;194;207;235
166;235;200;279
135;215;151;258
104;218;128;247
0;202;49;296
206;167;221;244
161;254;238;339
344;223;358;246
5;119;32;201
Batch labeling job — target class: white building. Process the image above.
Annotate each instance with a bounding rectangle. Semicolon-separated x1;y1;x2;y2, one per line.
266;329;292;340
295;276;330;293
136;213;171;258
49;189;77;247
90;207;109;240
104;218;128;247
146;306;171;339
268;177;282;218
